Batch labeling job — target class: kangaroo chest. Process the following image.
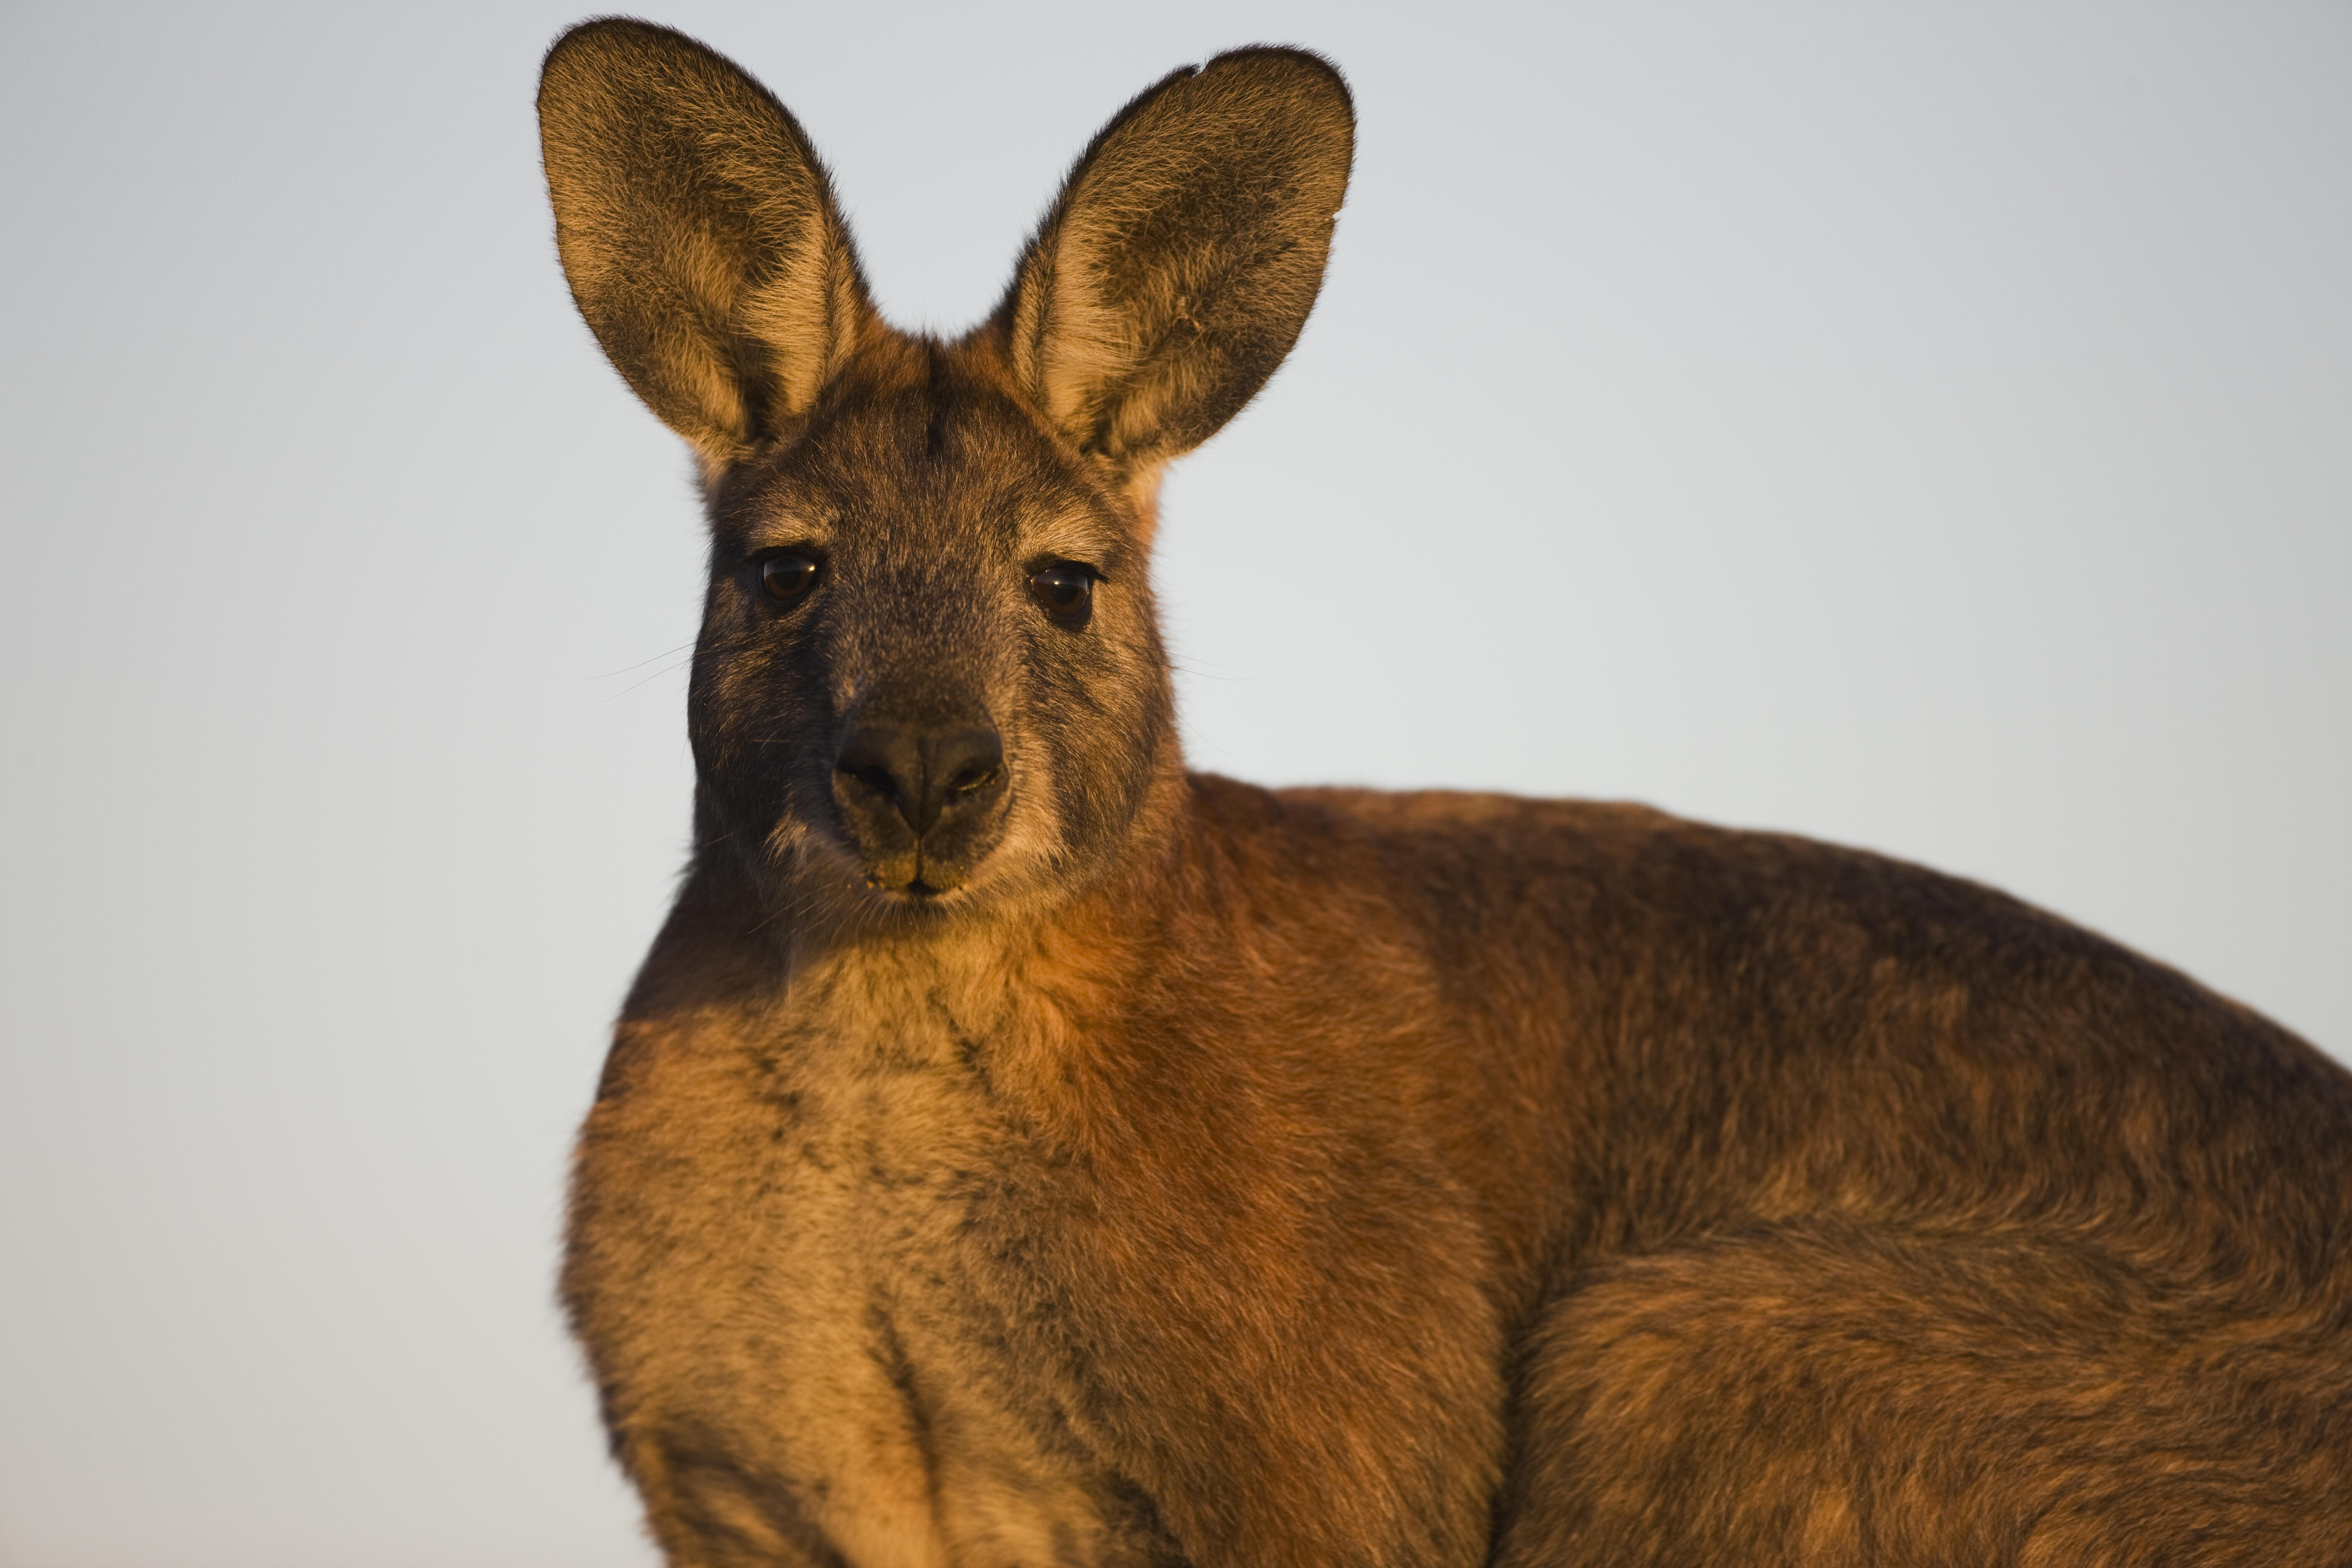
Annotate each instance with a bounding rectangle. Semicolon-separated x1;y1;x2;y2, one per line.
574;988;1170;1568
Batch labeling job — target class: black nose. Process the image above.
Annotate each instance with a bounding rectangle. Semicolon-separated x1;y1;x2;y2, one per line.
834;720;1006;838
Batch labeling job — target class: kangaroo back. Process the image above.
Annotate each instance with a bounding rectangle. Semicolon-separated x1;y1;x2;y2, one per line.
537;21;2352;1568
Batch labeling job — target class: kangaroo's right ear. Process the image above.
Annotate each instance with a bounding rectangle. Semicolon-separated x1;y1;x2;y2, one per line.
1000;48;1355;489
537;19;875;473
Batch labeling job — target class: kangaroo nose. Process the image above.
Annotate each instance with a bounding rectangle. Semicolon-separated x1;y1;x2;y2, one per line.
834;721;1006;838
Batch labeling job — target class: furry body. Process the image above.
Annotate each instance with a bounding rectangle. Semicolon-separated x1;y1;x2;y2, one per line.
539;21;2352;1565
571;779;2352;1566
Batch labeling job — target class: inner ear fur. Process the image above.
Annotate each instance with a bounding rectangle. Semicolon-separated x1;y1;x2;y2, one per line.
1001;48;1355;477
538;19;875;472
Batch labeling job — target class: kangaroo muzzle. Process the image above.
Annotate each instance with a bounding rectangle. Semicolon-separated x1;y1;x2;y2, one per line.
830;703;1010;894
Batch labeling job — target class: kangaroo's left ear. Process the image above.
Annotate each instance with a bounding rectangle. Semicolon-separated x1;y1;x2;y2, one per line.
999;48;1354;486
538;19;876;476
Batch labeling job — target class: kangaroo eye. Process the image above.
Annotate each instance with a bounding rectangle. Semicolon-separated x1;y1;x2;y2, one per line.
760;554;819;606
1028;564;1095;628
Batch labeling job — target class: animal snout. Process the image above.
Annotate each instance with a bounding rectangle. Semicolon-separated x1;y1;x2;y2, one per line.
831;714;1009;890
835;721;1005;834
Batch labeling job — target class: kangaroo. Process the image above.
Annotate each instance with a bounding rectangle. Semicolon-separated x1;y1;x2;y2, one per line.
537;19;2352;1567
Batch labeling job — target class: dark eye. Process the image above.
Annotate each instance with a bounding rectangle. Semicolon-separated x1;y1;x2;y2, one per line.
759;553;819;606
1029;564;1095;628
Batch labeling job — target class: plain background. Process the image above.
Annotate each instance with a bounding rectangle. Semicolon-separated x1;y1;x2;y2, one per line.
2;3;2345;1563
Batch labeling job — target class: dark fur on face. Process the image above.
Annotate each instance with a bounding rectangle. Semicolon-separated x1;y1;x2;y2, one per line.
686;338;1178;936
539;19;2352;1568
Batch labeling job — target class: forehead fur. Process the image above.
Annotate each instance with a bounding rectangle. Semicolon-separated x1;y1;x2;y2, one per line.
710;334;1135;568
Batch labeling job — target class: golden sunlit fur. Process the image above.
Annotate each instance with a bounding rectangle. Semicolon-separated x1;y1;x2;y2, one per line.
539;20;2352;1567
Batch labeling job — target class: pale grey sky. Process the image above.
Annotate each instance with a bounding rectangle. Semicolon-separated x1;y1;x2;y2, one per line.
2;3;2346;1564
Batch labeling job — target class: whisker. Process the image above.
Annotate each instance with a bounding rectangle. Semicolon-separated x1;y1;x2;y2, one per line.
599;658;697;702
586;640;700;680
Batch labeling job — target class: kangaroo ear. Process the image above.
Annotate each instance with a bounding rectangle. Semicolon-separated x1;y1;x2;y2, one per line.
537;20;875;472
1002;48;1354;480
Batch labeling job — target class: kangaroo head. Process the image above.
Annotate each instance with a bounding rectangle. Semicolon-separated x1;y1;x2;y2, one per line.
538;21;1352;931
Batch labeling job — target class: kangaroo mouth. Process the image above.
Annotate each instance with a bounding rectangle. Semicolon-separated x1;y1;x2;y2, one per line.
864;865;965;900
839;828;1000;905
827;783;1011;904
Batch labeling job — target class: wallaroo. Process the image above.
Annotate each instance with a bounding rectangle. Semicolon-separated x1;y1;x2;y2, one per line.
539;19;2351;1566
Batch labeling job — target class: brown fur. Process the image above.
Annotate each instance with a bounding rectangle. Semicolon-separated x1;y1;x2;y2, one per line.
538;20;2352;1567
